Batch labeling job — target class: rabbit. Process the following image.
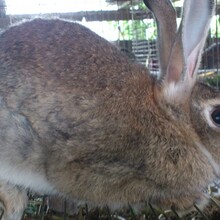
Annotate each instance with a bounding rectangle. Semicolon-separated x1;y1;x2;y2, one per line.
0;0;218;218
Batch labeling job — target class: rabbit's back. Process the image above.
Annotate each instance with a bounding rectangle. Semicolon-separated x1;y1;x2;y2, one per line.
0;18;215;211
0;19;164;206
0;19;158;191
0;19;147;92
0;19;152;141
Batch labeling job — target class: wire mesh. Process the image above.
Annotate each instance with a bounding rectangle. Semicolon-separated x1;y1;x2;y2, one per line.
200;0;220;88
17;192;220;220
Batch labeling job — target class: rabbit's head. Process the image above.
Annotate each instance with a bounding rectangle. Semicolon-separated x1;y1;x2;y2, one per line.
144;0;220;175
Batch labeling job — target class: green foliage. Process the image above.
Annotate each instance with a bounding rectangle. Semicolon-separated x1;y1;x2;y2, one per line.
133;2;146;10
109;2;220;41
117;20;146;40
108;1;157;41
211;15;220;38
111;18;156;41
203;74;220;88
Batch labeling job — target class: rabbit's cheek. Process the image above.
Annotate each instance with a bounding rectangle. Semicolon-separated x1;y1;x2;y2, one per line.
196;142;220;176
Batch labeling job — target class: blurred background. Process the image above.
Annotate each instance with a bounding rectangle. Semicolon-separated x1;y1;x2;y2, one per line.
0;0;219;80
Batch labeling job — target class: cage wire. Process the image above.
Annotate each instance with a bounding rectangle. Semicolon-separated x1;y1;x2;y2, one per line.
0;0;5;17
200;0;220;88
0;0;219;219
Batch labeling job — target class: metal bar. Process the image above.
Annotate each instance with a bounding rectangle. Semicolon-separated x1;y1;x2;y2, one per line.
7;7;183;23
170;206;180;220
63;199;67;220
194;204;210;220
0;208;4;220
148;203;158;219
40;195;47;220
210;196;220;209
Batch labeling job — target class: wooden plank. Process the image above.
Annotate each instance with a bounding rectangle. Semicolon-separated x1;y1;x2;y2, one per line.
8;7;183;24
0;5;219;28
9;10;150;22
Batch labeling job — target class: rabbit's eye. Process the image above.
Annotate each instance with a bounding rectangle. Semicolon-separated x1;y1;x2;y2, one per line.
211;108;220;126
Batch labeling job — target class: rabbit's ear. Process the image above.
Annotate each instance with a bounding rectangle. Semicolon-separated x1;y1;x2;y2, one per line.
162;0;215;104
143;0;177;78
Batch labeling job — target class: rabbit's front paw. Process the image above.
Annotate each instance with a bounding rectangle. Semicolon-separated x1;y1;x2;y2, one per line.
168;193;210;216
0;181;27;220
151;192;210;215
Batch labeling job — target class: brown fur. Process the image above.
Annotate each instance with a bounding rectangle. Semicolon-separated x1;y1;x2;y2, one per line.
0;4;218;218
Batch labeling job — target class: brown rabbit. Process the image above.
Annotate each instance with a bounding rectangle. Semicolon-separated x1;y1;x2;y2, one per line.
0;0;218;219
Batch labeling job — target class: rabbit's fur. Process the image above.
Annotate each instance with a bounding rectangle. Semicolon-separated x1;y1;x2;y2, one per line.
0;0;218;218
